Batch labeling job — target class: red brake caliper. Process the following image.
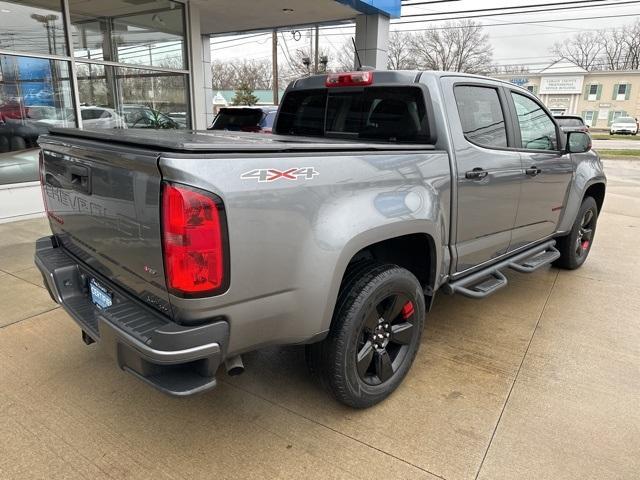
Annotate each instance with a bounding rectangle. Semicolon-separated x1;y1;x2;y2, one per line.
581;240;590;250
401;301;415;320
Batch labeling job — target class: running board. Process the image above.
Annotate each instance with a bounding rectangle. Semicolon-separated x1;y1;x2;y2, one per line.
443;240;558;299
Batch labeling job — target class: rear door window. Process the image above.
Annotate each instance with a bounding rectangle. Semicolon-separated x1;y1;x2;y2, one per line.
454;85;508;148
276;87;430;142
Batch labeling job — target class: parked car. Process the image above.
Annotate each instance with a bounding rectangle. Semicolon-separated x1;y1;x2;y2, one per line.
120;105;182;129
209;106;277;133
609;116;638;135
36;70;605;408
554;115;589;133
79;106;127;129
166;112;188;128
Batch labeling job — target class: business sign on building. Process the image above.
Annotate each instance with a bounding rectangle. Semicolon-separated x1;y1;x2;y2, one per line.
510;77;529;87
539;76;584;94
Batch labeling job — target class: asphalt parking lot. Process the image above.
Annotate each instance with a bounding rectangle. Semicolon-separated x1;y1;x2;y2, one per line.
1;159;639;480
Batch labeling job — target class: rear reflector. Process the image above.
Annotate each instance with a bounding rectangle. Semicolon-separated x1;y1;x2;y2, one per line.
326;71;373;87
161;182;228;297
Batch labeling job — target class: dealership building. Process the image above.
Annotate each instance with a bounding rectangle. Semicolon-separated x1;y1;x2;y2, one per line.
0;0;399;222
496;60;640;130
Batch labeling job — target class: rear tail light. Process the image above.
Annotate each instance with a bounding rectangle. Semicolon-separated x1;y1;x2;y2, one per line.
326;71;373;87
161;182;228;297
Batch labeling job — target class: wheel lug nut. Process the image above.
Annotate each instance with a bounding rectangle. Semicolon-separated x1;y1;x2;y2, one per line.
385;333;390;338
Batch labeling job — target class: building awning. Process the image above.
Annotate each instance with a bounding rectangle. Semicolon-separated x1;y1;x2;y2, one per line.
197;0;400;35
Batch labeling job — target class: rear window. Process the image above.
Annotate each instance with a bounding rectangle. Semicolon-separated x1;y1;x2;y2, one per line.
211;109;263;130
556;117;584;127
275;87;431;142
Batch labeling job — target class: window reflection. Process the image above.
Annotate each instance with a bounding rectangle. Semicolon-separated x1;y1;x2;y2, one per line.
0;0;67;56
76;62;189;129
71;0;186;70
0;54;75;184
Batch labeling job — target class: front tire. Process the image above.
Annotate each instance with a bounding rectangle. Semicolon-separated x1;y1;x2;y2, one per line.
307;263;425;408
554;196;599;270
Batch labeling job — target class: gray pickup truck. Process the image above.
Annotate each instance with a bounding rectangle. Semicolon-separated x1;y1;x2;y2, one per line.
35;70;605;408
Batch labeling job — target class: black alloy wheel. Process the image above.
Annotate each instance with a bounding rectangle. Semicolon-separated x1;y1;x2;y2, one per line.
356;293;416;385
306;262;425;408
554;196;599;270
575;208;595;260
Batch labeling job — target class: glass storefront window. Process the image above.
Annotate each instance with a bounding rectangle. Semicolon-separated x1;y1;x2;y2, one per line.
0;1;67;56
0;54;75;184
76;62;189;129
71;0;186;70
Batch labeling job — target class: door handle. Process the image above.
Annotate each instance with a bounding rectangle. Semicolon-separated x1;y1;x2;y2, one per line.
465;167;488;180
68;165;91;194
525;166;542;177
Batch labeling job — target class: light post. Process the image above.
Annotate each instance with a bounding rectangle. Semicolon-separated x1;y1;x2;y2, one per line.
30;13;59;55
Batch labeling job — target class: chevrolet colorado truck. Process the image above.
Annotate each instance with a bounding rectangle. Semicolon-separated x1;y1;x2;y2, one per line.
35;70;606;408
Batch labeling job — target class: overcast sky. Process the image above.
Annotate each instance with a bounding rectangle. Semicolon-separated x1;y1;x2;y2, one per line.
210;0;640;71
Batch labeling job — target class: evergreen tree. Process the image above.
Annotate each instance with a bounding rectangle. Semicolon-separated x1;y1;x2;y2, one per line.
231;83;259;106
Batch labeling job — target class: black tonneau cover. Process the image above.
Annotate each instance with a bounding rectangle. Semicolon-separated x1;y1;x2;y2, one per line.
45;128;435;153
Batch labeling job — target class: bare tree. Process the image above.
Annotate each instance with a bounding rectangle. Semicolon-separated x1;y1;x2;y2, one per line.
599;27;627;71
211;59;272;91
490;64;530;75
387;32;416;70
551;31;603;70
621;20;640;70
410;20;493;74
550;20;640;71
332;40;356;71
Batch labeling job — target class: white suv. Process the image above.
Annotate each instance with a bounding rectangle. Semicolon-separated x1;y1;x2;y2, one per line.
610;116;638;135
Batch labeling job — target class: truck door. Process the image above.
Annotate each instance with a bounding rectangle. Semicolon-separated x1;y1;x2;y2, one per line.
506;90;574;250
445;81;523;273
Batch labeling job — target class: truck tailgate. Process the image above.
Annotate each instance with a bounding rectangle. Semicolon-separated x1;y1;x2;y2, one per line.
39;137;171;315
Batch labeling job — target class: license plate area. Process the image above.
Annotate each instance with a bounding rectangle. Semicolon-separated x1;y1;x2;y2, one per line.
89;278;113;310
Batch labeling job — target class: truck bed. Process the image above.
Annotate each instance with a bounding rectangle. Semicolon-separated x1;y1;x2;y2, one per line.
48;128;436;153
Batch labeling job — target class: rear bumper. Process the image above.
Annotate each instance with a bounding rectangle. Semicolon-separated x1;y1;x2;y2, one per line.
35;236;228;396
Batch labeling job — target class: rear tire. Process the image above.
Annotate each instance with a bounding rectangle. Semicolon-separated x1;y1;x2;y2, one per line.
554;196;598;270
307;263;425;408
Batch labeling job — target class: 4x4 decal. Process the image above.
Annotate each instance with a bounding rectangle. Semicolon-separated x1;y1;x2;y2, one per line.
240;167;319;182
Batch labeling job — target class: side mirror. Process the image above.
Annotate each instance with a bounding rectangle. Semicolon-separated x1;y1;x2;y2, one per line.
566;131;591;153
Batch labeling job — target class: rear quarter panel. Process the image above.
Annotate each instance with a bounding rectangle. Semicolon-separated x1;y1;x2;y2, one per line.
160;150;451;354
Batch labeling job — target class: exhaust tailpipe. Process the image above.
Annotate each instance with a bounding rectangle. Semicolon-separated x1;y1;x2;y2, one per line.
224;355;244;376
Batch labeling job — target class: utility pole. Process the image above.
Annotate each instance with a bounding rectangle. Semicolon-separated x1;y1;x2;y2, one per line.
314;25;319;74
272;30;279;105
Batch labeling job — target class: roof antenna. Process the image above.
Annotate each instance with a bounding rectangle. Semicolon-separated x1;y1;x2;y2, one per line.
352;37;362;70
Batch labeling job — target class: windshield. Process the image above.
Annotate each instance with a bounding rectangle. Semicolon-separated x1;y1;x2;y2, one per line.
275;87;431;142
616;117;635;123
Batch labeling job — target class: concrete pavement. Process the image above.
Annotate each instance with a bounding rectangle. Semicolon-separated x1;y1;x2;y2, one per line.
1;160;639;480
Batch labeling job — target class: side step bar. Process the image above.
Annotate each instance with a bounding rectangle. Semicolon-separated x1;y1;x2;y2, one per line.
443;240;560;299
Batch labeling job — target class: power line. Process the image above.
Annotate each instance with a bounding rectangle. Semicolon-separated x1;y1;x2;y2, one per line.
391;11;640;27
395;0;640;28
400;0;609;18
401;0;462;5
